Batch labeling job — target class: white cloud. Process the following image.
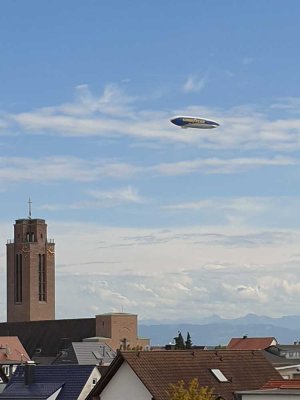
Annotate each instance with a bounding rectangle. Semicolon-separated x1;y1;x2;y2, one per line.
0;156;140;183
162;196;300;228
41;186;145;210
0;155;294;187
183;75;208;93
152;156;296;176
2;219;300;321
46;221;300;320
2;86;300;152
87;186;144;204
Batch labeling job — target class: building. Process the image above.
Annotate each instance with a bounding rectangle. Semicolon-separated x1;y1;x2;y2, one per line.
0;337;30;378
52;341;116;365
6;217;55;322
2;213;149;357
227;336;277;350
93;313;149;351
0;313;150;358
0;364;100;400
87;349;282;400
237;380;300;399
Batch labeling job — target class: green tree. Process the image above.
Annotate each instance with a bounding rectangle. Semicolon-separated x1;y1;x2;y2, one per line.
174;331;186;349
185;332;192;349
168;378;215;400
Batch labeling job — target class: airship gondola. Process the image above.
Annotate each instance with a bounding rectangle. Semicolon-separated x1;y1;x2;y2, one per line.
170;116;219;129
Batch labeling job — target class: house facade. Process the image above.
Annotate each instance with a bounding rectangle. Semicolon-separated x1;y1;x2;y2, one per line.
88;349;282;400
0;337;30;379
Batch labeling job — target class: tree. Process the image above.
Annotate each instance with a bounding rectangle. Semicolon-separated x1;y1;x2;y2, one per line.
174;331;186;350
185;332;192;349
168;378;215;400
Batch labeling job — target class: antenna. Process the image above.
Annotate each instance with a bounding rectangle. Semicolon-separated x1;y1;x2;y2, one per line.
28;198;32;219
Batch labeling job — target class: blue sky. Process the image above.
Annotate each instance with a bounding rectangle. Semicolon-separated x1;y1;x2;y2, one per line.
1;0;300;323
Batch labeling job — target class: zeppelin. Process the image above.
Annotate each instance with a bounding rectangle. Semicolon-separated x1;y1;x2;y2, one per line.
170;116;220;129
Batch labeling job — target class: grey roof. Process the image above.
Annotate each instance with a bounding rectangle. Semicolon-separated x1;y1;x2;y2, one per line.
262;347;300;366
0;318;96;358
0;364;95;400
73;342;115;365
277;344;300;351
1;382;63;399
53;342;116;365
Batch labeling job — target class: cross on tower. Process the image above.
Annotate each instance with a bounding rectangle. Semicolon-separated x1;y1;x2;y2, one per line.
28;198;32;219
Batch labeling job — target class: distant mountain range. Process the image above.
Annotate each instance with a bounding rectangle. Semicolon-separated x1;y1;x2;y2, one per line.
139;314;300;346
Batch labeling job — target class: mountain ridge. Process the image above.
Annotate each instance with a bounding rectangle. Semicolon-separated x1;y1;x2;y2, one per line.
139;314;300;346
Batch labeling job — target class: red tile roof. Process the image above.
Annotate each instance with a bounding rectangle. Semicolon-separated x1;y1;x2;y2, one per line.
227;337;276;350
262;379;300;389
0;337;30;363
89;350;282;400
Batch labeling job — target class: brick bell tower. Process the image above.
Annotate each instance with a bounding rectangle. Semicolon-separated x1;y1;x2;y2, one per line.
6;199;55;322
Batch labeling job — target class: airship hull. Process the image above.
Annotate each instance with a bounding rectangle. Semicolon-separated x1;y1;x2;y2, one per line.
170;116;219;129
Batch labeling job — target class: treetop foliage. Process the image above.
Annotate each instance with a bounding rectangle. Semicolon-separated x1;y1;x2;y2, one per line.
167;378;215;400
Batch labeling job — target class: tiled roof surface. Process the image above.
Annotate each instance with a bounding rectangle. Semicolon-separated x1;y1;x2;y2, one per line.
262;379;300;389
227;337;275;350
91;350;282;400
0;382;63;398
0;337;30;363
0;364;95;400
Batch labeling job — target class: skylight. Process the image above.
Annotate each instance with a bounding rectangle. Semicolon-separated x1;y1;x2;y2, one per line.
210;369;229;382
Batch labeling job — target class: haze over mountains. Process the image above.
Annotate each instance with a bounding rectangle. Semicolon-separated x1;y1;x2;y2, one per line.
139;314;300;346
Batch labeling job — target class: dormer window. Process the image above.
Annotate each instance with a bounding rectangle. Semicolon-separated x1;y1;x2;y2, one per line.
210;369;229;382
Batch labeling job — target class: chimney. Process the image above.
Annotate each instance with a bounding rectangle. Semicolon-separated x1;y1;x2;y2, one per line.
24;361;35;385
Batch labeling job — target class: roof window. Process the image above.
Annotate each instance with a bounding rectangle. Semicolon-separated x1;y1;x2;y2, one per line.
210;369;229;382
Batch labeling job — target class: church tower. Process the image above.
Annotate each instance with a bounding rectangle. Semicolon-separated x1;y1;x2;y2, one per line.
6;204;55;322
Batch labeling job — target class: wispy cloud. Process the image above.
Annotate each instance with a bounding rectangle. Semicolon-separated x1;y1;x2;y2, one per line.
2;86;300;152
41;83;137;118
87;186;144;204
151;156;295;175
0;157;139;183
162;196;300;227
0;155;295;185
162;197;271;226
270;97;300;115
41;186;145;210
183;74;208;93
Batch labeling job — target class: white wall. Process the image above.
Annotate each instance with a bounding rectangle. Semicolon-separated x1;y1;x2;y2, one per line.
78;367;101;400
47;387;62;400
100;361;153;400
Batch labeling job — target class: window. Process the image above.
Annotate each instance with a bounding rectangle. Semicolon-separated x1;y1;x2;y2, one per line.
3;365;10;377
38;254;46;301
210;369;229;382
15;254;23;303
